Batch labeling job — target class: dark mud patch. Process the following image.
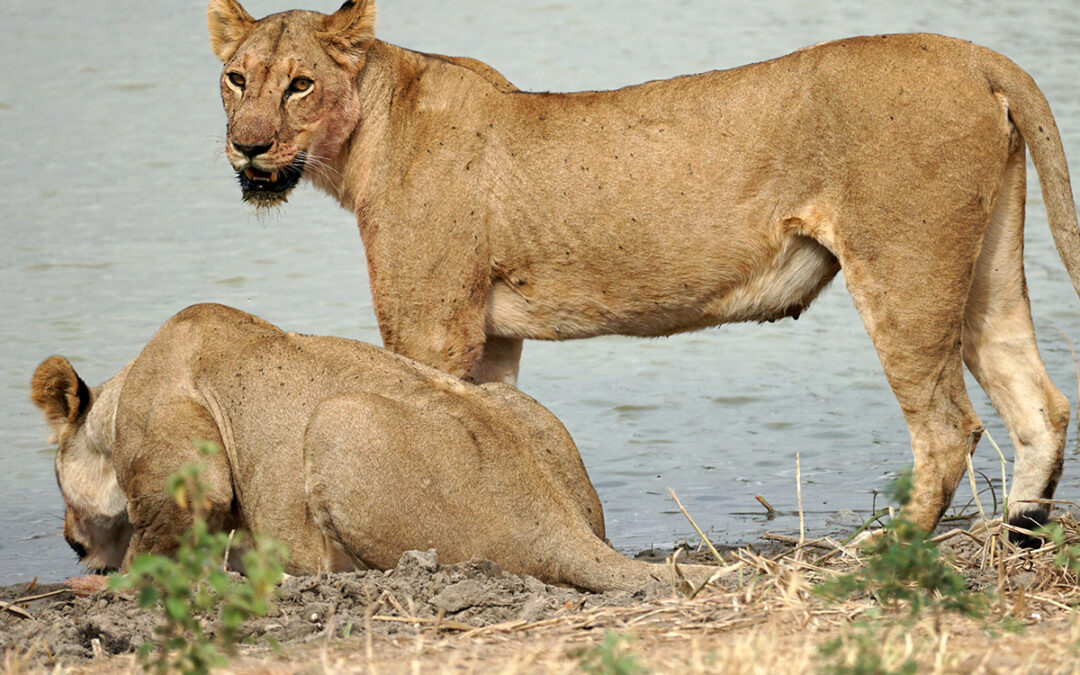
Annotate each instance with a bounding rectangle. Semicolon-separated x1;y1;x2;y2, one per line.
0;549;663;666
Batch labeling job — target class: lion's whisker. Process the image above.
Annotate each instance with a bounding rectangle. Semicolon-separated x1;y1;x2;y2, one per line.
301;160;342;186
302;153;342;181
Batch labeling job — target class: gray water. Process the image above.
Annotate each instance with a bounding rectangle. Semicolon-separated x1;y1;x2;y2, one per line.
3;0;1080;585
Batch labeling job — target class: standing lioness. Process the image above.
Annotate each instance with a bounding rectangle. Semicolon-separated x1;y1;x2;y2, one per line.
208;1;1080;534
31;303;708;592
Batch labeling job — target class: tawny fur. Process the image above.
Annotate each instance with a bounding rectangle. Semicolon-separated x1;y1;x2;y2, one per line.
208;0;1080;533
31;304;708;592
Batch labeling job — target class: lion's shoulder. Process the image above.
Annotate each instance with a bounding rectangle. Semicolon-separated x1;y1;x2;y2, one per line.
420;52;518;93
158;303;283;342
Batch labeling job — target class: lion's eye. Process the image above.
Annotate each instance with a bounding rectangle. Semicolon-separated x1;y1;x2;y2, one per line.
227;72;246;89
288;77;313;95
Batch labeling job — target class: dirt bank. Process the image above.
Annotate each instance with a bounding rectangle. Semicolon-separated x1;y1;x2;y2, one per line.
5;520;1080;674
1;549;664;665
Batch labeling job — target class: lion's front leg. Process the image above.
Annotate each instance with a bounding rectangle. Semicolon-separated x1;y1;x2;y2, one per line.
116;400;234;567
363;222;492;380
374;301;490;380
473;336;523;385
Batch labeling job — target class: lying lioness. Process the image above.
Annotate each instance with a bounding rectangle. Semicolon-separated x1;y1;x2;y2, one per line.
31;303;707;592
208;0;1080;536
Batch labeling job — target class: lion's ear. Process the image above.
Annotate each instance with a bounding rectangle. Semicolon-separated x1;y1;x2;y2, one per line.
31;356;92;443
320;0;377;70
208;0;256;62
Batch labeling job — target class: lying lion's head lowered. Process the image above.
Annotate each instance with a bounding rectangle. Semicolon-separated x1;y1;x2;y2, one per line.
30;356;132;573
208;0;374;205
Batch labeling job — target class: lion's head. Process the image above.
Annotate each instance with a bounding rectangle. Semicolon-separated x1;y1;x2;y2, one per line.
207;0;374;205
31;357;132;572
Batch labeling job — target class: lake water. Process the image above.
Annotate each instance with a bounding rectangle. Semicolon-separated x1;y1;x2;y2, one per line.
2;0;1079;584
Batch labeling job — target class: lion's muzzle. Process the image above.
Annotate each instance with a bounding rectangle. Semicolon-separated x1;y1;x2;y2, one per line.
237;152;306;204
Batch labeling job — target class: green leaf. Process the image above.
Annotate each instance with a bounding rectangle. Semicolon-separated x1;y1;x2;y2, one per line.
137;585;161;608
164;597;189;622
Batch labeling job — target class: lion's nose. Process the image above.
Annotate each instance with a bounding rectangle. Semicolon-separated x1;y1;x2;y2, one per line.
233;141;273;158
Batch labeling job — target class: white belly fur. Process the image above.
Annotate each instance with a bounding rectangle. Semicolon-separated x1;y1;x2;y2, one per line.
485;236;839;340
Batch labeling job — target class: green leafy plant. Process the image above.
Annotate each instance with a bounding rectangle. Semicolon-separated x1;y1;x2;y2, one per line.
817;469;983;619
110;442;288;674
818;516;982;618
1037;522;1080;575
578;632;648;675
816;469;986;674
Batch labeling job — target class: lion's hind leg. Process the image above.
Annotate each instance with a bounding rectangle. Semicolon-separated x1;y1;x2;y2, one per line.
962;146;1070;539
302;393;416;572
302;393;506;572
837;200;988;532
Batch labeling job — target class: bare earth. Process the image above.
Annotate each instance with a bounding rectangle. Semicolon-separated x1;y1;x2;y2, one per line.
5;519;1080;674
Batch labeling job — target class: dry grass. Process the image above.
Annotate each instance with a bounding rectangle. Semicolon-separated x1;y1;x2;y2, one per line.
226;512;1080;674
274;508;1080;674
13;510;1080;675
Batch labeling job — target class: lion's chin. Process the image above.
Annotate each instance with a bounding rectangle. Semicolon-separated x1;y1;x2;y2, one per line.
83;561;120;575
77;545;124;575
241;188;293;207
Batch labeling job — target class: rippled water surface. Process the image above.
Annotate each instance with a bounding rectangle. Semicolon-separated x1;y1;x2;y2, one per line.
3;0;1080;584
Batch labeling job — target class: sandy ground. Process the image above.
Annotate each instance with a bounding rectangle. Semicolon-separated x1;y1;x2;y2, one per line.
5;523;1080;674
1;549;666;669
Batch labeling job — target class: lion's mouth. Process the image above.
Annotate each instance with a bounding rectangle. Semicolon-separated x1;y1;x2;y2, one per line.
237;153;306;203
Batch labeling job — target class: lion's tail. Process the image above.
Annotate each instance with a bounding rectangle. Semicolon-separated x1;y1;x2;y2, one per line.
984;53;1080;299
560;536;718;594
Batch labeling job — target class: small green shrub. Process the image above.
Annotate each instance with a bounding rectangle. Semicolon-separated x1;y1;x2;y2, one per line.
817;516;982;618
816;470;983;619
816;469;985;674
110;442;288;675
1037;522;1080;575
578;632;648;675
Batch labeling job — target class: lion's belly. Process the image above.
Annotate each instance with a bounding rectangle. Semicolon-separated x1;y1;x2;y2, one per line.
484;236;840;339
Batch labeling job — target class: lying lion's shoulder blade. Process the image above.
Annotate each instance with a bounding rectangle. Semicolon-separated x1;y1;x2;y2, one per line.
155;303;284;343
292;336;551;421
116;304;287;400
165;302;278;328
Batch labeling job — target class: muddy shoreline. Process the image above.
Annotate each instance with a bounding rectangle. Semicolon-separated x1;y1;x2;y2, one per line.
6;520;1080;674
0;548;705;665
